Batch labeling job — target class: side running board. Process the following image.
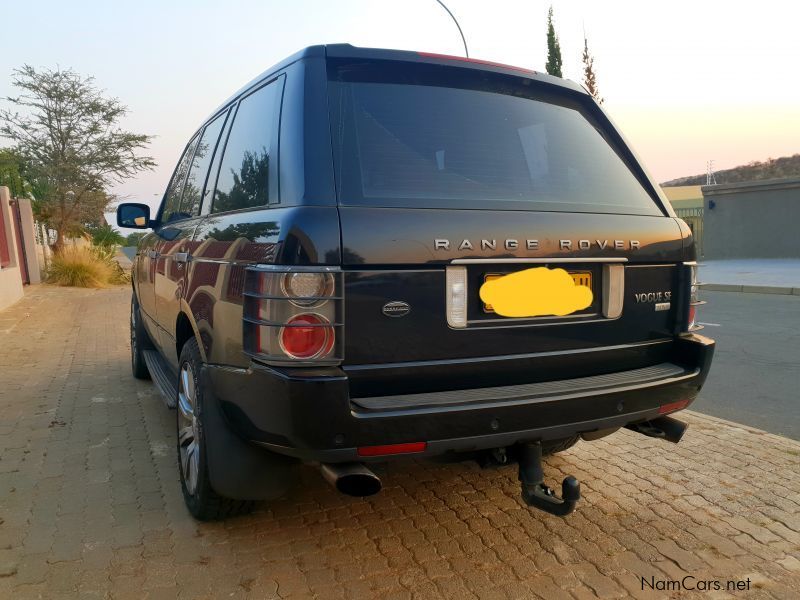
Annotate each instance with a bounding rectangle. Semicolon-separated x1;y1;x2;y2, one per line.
142;350;177;409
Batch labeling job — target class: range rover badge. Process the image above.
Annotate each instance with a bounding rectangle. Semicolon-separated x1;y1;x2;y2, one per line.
382;301;411;318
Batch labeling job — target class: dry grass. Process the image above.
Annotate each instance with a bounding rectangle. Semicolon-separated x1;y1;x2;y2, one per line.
47;246;128;288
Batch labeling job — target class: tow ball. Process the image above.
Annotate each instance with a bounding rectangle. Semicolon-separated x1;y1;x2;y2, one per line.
518;442;581;516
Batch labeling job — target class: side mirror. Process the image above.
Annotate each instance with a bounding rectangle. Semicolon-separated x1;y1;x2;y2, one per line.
117;203;152;229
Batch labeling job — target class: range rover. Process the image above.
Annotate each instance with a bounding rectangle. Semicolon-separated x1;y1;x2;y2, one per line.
117;44;714;520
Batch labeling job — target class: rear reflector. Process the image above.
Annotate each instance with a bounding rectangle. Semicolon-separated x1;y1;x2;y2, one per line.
357;442;427;457
658;399;690;415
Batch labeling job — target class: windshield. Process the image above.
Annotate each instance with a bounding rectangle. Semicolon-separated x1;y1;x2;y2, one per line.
328;68;663;216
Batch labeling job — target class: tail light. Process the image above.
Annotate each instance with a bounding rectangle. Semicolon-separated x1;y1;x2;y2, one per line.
243;266;343;365
684;262;705;332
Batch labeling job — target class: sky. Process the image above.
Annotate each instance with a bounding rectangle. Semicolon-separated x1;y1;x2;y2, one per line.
1;0;798;211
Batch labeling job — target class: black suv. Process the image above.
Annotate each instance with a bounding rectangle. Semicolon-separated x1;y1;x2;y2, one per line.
118;44;714;520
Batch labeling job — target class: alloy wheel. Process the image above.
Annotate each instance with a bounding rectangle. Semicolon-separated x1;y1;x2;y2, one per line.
177;363;200;495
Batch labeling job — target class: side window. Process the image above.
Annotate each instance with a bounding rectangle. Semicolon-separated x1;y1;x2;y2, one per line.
211;77;282;214
161;135;199;224
180;110;228;217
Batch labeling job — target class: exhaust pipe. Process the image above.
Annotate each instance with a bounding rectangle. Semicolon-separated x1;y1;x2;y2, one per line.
626;415;688;444
320;463;382;497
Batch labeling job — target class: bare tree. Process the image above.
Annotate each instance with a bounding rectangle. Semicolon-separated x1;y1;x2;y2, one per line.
582;36;603;104
0;65;155;250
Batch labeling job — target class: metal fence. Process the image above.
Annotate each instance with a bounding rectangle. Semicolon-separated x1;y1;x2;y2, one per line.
675;207;704;257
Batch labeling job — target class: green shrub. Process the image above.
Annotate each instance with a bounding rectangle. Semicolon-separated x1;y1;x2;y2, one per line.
92;245;130;284
87;223;126;247
47;246;128;288
125;232;146;247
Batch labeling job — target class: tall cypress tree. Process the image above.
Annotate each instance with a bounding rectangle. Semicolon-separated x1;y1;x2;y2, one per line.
545;6;563;77
582;35;603;104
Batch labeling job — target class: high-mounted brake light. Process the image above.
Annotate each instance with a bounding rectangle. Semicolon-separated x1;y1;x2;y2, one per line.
243;266;343;365
417;52;537;76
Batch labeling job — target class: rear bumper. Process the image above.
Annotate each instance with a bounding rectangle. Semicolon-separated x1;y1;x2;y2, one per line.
208;333;714;462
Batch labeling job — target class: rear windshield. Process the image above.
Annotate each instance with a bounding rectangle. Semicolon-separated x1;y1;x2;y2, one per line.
328;63;663;216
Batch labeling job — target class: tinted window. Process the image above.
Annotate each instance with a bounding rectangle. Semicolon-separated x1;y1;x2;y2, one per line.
329;79;661;216
211;79;282;213
161;135;199;224
181;111;228;217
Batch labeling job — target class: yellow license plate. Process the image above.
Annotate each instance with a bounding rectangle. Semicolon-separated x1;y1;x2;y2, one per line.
483;271;592;313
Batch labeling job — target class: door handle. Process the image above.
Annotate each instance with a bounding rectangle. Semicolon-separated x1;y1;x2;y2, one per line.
174;252;191;264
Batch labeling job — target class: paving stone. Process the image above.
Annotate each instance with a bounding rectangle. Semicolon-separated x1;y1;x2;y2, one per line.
1;285;799;598
0;562;18;577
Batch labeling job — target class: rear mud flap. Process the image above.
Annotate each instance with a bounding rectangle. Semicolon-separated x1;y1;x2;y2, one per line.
200;366;294;501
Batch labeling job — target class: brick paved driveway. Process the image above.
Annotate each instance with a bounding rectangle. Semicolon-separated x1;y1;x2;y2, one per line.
1;286;799;599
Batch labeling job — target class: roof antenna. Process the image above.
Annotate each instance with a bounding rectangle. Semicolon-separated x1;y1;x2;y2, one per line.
434;0;469;57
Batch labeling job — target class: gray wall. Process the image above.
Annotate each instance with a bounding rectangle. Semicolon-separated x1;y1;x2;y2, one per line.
702;177;800;259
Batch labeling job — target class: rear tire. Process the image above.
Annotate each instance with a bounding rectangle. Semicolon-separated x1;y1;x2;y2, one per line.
176;337;255;521
130;295;151;380
541;435;580;456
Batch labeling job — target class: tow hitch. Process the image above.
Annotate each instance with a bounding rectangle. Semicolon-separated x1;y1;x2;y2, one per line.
518;442;581;517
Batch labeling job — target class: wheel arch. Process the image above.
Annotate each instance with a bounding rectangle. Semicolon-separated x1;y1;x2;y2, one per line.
175;302;207;363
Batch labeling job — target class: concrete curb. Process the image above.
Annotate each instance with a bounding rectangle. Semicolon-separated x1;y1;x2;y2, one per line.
684;410;800;448
704;283;800;295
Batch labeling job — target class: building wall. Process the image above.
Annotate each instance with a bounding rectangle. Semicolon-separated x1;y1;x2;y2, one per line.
661;185;704;209
702;178;800;259
0;186;24;311
662;186;706;256
16;198;42;284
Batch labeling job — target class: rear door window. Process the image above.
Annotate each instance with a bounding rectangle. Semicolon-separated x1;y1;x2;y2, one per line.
210;76;284;214
328;66;662;216
180;110;229;217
